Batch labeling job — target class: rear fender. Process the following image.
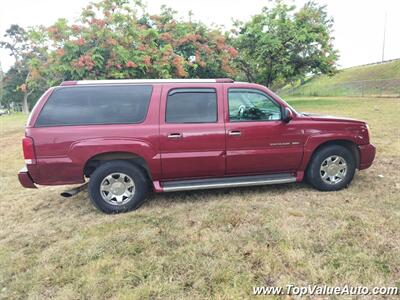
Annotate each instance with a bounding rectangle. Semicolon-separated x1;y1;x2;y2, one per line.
69;138;161;180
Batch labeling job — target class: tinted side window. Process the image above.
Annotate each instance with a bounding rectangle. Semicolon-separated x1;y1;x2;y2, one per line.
36;85;152;127
228;89;281;122
166;88;217;123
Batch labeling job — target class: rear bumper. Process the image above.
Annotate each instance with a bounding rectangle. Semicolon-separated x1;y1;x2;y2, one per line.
18;167;37;188
358;143;376;170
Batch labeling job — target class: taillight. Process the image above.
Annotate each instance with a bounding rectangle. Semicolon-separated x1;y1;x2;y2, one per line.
22;136;36;164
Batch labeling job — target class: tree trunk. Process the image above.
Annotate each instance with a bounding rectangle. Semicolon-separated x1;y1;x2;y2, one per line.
266;60;273;88
237;58;255;83
22;87;34;114
22;92;29;114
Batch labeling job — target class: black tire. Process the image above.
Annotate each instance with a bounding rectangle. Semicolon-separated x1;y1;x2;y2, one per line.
306;145;356;191
88;160;149;213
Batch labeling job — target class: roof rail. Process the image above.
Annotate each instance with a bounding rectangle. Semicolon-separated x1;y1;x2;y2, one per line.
60;78;234;86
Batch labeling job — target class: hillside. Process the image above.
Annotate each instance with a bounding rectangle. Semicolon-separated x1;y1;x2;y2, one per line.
280;59;400;97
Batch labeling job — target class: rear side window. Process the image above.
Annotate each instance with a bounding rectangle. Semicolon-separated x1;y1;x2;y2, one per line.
166;88;217;123
35;85;153;127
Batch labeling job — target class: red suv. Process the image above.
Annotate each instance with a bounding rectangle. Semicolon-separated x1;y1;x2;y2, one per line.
18;79;376;213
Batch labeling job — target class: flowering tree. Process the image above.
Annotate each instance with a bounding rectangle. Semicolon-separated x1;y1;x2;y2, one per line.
1;0;338;111
44;0;237;82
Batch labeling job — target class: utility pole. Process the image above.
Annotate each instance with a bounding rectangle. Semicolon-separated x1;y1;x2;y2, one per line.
0;60;3;106
381;12;387;62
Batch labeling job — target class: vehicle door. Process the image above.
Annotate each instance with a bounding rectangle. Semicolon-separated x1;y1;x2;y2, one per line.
159;84;226;180
224;87;304;175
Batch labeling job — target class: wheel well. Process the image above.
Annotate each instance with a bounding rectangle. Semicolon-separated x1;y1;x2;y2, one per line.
308;140;360;169
83;152;152;180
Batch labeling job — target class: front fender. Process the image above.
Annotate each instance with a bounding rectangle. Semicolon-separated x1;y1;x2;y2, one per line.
300;132;359;170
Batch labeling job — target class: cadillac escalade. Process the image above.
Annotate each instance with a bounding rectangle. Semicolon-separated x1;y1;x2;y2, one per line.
18;78;376;213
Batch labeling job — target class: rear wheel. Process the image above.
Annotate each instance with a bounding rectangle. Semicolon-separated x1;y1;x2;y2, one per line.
306;145;356;191
88;160;149;213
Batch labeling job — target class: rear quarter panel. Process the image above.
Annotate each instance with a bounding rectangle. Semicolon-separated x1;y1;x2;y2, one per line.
26;85;162;185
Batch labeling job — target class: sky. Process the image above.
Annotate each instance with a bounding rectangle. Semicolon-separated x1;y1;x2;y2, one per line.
0;0;399;72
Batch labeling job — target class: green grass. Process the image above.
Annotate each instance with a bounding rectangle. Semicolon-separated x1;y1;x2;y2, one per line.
0;98;399;299
280;60;400;97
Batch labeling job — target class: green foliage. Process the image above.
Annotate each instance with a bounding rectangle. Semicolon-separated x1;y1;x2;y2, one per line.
1;26;33;111
1;67;25;109
42;0;237;82
0;25;48;111
1;0;339;110
234;0;338;88
1;66;44;110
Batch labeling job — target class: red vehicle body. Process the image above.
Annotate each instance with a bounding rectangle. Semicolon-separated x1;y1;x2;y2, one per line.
18;79;375;213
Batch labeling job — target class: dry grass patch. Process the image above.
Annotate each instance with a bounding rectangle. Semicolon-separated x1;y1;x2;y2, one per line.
0;98;399;299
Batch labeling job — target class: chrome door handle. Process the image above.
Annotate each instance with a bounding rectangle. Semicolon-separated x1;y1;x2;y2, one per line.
168;133;182;139
228;130;241;136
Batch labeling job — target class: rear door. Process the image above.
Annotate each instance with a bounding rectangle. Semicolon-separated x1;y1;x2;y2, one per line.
159;84;226;180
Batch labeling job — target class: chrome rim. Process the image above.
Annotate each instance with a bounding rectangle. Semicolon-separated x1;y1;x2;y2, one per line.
320;155;347;185
100;173;135;205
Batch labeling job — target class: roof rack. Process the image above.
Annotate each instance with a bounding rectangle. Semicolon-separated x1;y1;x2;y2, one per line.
60;78;234;86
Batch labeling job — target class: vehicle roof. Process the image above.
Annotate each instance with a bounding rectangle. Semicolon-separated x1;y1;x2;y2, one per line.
60;78;241;86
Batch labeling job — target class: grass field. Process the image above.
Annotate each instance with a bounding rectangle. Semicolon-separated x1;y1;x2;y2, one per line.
0;97;399;299
280;60;400;97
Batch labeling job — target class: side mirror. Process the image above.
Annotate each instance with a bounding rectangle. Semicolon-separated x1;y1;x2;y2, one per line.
283;107;293;123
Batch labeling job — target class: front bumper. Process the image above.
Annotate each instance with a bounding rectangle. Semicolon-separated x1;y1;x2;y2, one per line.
18;167;37;188
358;144;376;170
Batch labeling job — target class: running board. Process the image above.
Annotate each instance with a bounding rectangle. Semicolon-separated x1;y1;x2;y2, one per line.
162;173;296;192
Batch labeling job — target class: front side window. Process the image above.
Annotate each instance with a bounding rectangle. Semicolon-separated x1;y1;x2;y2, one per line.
228;89;281;122
166;88;217;123
36;85;152;127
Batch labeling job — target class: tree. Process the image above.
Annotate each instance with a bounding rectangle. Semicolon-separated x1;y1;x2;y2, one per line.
0;0;340;112
2;66;25;110
1;25;32;113
43;0;237;82
233;0;338;88
2;65;45;111
0;25;47;113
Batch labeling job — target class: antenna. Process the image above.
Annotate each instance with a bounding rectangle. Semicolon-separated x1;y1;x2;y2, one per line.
381;12;387;62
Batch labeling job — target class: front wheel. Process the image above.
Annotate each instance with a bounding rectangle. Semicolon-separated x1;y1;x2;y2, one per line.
306;145;356;191
88;160;149;213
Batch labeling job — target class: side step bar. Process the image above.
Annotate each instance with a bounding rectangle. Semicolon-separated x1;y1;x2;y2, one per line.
162;173;296;192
